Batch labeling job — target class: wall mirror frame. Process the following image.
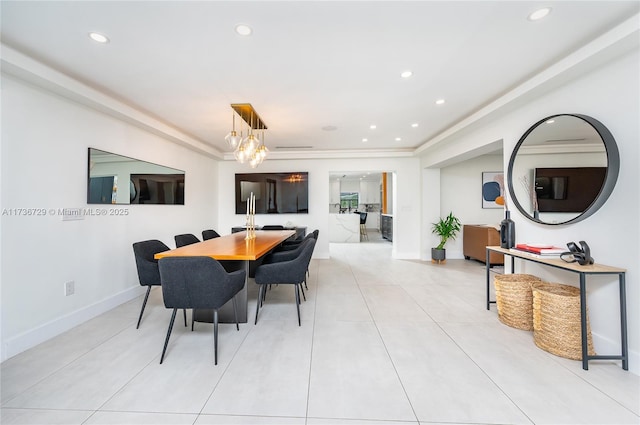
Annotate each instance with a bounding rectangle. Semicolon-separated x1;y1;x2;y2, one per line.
87;148;185;205
507;114;619;225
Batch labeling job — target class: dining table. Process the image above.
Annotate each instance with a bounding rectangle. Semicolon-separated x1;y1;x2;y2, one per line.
154;230;296;323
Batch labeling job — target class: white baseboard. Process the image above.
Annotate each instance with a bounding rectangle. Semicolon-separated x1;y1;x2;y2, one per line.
1;286;145;362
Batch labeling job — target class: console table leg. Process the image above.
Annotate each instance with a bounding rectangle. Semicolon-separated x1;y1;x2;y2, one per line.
620;273;629;370
486;249;491;310
579;274;589;370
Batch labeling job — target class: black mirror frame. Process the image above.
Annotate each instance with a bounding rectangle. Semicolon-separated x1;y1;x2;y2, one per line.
507;114;620;225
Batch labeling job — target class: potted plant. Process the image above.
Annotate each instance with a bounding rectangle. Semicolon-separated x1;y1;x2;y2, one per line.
431;212;461;263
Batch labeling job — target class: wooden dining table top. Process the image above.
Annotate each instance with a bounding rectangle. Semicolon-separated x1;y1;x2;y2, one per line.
154;230;296;261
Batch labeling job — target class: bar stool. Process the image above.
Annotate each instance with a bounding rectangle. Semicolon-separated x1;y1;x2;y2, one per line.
359;212;368;240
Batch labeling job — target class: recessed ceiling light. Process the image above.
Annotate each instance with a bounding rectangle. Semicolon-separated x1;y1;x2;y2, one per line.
401;70;413;78
435;99;445;105
411;123;419;128
528;7;551;21
362;138;368;142
395;137;402;142
370;125;377;129
88;32;109;43
235;24;252;36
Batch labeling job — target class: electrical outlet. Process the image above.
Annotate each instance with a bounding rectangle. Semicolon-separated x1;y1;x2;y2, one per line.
64;281;75;296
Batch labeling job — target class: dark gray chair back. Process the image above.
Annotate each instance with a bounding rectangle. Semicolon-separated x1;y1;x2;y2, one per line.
132;239;170;329
133;239;169;287
174;233;200;248
202;229;221;240
159;257;244;310
262;225;285;230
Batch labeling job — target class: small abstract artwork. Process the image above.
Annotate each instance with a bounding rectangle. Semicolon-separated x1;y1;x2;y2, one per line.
482;171;504;209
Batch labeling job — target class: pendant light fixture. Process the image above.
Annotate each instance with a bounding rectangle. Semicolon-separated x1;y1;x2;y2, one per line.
227;104;268;167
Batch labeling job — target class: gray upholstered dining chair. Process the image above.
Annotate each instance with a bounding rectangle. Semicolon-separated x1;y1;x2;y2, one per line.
132;239;187;329
277;229;319;251
254;238;316;326
261;225;285;230
174;233;200;247
202;229;221;240
158;256;245;365
271;229;319;291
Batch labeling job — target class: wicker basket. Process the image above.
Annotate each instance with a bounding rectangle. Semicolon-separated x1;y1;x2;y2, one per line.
494;274;542;331
531;281;596;360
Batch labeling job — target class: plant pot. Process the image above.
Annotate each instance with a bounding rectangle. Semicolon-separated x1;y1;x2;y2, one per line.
431;248;446;261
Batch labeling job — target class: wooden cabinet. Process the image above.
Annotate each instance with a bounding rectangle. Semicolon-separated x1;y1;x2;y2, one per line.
381;214;393;241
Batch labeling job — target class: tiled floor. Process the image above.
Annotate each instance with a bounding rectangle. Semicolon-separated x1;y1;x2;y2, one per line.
2;234;639;425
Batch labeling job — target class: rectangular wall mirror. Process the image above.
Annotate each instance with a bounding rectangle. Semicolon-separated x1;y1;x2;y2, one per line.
87;148;185;205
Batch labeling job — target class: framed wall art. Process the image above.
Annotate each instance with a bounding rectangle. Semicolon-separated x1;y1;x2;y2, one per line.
482;171;504;209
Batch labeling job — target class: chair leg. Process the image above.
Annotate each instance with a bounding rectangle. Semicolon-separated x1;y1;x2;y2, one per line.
136;286;152;329
192;309;195;331
160;308;177;364
232;296;239;331
213;309;219;365
300;282;306;301
294;284;301;326
255;285;264;325
183;309;187;327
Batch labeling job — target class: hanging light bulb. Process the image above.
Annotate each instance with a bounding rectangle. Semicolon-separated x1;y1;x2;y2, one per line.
242;110;259;157
248;152;260;168
225;112;242;149
234;139;248;163
257;131;269;161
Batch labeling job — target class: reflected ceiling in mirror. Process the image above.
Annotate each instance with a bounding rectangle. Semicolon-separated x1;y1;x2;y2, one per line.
88;148;185;205
507;114;619;225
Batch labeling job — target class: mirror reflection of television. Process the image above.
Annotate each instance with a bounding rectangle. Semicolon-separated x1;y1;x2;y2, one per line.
534;167;606;213
235;172;308;214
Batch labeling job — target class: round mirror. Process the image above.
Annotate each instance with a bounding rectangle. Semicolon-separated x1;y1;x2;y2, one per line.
507;114;619;225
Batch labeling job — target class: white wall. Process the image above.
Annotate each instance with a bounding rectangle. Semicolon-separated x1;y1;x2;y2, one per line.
0;74;218;360
419;49;640;374
218;157;422;260
437;154;504;259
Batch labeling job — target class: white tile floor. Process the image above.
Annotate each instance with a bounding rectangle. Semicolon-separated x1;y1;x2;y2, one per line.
2;235;639;425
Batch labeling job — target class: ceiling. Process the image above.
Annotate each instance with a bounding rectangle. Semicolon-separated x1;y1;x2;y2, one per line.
1;1;638;158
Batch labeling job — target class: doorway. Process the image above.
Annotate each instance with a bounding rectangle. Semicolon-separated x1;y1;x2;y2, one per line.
328;171;393;250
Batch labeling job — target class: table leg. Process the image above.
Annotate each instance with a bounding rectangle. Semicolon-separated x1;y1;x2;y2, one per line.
579;273;589;370
620;273;628;370
486;249;491;310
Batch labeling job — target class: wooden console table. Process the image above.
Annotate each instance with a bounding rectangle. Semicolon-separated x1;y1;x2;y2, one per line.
485;246;628;371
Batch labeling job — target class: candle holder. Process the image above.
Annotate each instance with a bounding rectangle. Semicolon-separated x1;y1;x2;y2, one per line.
245;212;256;240
245;192;257;240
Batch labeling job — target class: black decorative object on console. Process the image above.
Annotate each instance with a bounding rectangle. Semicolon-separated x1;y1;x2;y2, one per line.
500;211;516;249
